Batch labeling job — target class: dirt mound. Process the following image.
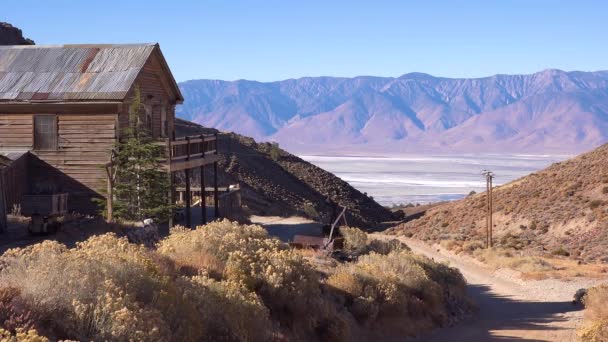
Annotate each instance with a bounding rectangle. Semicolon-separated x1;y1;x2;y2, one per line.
175;119;395;228
390;143;608;262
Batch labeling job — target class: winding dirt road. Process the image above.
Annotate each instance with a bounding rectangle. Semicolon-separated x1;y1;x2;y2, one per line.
250;216;604;341
382;236;604;342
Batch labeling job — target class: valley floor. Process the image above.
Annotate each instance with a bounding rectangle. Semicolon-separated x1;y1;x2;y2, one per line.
377;235;606;342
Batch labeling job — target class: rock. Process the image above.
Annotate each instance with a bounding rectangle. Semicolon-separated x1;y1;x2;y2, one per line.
0;22;34;45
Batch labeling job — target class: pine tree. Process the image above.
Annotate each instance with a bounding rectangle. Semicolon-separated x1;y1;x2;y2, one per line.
100;86;172;222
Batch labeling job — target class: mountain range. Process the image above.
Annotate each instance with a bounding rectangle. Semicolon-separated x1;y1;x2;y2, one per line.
177;70;608;154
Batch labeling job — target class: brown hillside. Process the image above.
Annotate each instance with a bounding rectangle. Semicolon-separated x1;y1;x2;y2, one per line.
390;144;608;262
175;119;395;228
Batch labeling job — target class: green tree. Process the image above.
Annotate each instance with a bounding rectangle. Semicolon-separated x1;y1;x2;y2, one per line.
99;86;172;222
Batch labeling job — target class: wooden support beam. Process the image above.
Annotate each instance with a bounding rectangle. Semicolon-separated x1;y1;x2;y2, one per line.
185;136;191;228
489;176;493;248
201;164;206;225
106;167;113;222
214;161;219;219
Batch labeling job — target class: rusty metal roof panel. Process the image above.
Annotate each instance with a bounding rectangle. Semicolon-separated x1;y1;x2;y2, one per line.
0;44;157;102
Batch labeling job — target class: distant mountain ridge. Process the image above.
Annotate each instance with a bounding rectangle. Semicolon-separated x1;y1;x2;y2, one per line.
177;70;608;154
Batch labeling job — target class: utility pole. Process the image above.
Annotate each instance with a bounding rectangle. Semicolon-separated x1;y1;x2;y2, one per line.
481;170;495;248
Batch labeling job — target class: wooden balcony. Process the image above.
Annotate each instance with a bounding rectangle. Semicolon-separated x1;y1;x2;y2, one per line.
167;133;220;172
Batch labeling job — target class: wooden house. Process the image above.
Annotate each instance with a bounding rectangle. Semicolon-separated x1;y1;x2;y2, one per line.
0;44;220;228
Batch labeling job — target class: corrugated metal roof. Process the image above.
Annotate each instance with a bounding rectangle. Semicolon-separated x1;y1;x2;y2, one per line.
0;43;173;102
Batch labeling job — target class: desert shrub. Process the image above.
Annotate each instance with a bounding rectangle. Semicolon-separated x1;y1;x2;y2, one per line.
302;202;320;220
341;227;408;256
0;287;41;335
580;285;608;341
341;227;368;254
269;142;281;161
326;250;469;335
473;248;556;273
602;186;608;195
590;200;604;209
462;240;485;252
176;275;271;341
0;328;49;342
551;246;571;257
157;222;275;277
159;220;349;340
367;238;410;255
0;237;178;341
0;233;276;342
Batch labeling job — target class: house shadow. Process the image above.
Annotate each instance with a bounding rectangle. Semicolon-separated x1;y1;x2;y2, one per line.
418;284;582;341
0;153;135;253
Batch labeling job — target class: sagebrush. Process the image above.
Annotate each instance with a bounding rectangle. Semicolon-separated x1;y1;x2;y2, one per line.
0;220;470;341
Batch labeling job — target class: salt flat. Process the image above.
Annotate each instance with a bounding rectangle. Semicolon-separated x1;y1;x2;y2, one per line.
301;154;568;205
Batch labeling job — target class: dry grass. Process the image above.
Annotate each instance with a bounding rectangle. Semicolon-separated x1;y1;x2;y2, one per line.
579;285;608;341
471;247;608;280
341;227;410;257
391;143;608;264
0;220;472;341
326;250;472;335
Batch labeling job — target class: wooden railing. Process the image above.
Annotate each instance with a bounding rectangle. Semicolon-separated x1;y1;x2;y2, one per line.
169;133;218;161
164;133;219;172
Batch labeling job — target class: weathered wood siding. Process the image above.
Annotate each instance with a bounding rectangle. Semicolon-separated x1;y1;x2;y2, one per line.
35;114;116;191
0;113;116;213
118;51;176;139
0;115;33;150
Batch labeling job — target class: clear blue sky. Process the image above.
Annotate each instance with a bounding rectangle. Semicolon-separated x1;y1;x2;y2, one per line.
3;0;608;82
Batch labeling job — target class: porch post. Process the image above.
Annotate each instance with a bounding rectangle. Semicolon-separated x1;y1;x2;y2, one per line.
185;136;192;228
200;134;207;225
213;132;220;219
200;165;206;224
168;132;175;228
213;162;219;219
106;167;113;223
168;171;174;228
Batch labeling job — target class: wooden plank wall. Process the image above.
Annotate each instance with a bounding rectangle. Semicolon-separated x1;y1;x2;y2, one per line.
0;113;115;213
34;114;116;193
0;115;33;150
118;51;175;139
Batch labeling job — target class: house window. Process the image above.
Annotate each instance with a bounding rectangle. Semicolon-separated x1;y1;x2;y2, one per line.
34;115;58;150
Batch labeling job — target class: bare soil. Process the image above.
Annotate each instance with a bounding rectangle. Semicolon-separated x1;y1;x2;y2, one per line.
375;235;607;341
391;143;608;263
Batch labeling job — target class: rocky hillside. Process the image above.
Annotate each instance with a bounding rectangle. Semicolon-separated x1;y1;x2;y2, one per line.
0;22;34;45
177;70;608;154
390;144;608;262
175;119;395;228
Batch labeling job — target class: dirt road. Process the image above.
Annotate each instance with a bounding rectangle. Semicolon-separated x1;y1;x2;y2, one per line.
379;236;604;342
249;216;604;341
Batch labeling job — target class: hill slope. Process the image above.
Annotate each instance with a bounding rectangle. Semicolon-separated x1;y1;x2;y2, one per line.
390;143;608;262
175;119;395;228
177;70;608;154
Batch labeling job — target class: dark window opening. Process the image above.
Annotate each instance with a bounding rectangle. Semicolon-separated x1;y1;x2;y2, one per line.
34;115;58;150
